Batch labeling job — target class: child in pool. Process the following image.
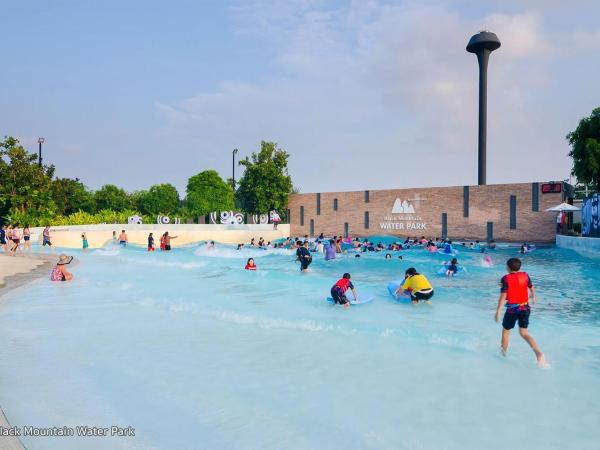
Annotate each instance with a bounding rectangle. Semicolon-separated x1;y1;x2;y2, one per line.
484;254;492;267
444;258;459;277
245;258;257;270
494;258;545;366
147;233;155;252
330;273;357;309
385;253;392;259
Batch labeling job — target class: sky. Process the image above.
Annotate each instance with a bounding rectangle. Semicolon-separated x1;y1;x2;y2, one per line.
1;0;599;194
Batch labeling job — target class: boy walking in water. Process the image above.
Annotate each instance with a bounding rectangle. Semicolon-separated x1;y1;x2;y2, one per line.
495;257;546;366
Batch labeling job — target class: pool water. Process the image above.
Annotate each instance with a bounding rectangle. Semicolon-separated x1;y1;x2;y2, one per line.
0;241;599;450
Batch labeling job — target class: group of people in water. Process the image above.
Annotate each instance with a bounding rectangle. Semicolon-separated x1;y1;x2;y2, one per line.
29;226;545;365
327;255;545;365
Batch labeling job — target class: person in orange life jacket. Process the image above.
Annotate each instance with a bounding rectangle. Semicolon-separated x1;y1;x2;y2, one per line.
495;258;546;366
245;258;257;270
330;273;357;309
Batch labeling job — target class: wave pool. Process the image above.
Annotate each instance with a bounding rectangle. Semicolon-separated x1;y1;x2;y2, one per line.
0;241;599;450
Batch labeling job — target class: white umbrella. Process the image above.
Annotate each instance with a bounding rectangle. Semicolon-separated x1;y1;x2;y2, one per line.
545;202;580;212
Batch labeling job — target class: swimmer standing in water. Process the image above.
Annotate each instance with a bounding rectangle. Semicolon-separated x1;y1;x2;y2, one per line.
118;230;128;247
163;232;178;251
296;241;312;272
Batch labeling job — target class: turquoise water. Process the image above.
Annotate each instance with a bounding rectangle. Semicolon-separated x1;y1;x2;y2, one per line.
0;241;599;450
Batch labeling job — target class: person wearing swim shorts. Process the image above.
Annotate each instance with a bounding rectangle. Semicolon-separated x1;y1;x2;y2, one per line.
118;230;128;247
42;226;52;247
495;257;545;366
396;267;434;304
147;233;155;252
10;225;21;256
330;273;357;309
163;232;178;251
23;225;31;253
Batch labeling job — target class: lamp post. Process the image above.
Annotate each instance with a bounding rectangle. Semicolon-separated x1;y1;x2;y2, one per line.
232;148;239;189
38;137;45;167
467;31;501;185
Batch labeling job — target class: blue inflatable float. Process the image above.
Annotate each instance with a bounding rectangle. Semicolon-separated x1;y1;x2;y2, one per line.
327;292;374;305
387;280;412;303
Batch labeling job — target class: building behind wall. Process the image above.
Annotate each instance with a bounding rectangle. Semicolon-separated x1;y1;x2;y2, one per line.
288;182;569;242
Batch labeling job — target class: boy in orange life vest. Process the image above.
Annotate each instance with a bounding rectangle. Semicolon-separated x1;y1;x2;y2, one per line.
495;258;546;366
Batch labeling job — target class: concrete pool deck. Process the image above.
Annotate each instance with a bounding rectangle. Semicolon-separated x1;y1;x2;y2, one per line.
0;254;54;293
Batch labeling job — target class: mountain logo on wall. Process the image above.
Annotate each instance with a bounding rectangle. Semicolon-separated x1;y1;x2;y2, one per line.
392;198;415;214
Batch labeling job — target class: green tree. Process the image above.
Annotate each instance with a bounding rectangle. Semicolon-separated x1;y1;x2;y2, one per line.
236;141;293;214
185;170;234;216
52;178;95;215
0;136;56;223
567;107;600;191
93;184;131;211
139;183;180;215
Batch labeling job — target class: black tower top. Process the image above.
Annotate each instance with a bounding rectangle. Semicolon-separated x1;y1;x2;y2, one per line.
466;31;501;54
466;31;501;186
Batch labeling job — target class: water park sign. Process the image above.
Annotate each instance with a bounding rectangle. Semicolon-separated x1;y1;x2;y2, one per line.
380;198;427;231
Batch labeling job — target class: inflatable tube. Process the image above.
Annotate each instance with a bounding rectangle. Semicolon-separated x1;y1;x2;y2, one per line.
436;266;464;277
387;280;412;304
438;249;459;256
327;292;374;305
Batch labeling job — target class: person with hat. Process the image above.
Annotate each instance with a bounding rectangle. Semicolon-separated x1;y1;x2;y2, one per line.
50;254;74;281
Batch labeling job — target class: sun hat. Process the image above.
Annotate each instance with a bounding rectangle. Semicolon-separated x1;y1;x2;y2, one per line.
57;254;73;265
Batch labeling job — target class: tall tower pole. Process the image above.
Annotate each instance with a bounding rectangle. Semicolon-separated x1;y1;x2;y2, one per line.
467;31;501;185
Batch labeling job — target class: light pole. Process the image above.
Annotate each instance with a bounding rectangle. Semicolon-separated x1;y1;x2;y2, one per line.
38;137;45;167
467;31;501;185
232;148;239;189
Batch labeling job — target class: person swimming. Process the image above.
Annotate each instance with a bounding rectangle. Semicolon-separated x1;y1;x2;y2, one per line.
245;258;257;270
385;253;392;259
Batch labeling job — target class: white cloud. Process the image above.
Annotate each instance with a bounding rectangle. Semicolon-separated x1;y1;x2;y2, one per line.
156;1;584;192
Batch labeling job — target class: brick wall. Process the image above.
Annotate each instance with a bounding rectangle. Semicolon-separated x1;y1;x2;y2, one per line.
288;182;563;242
